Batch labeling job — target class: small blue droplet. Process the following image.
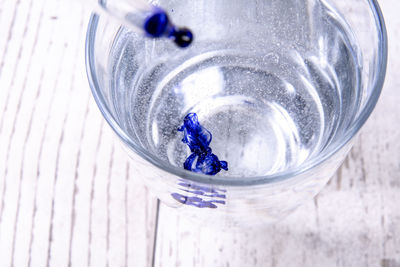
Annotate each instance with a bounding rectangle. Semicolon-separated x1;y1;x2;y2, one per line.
169;27;193;48
142;8;193;48
144;11;169;37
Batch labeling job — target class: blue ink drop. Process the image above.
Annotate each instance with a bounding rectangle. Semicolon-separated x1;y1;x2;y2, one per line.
144;11;169;37
169;27;193;48
144;9;193;48
178;113;228;175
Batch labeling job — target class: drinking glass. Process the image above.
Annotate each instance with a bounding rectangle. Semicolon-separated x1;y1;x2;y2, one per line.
85;0;387;226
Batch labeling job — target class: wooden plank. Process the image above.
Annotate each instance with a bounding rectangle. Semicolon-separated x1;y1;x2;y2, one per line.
1;0;398;266
0;0;58;265
0;0;159;266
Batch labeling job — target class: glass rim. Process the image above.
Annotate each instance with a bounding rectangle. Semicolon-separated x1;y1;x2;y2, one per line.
85;0;387;186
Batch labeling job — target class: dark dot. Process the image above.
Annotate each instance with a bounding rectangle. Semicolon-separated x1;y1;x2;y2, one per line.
170;28;193;48
144;11;169;37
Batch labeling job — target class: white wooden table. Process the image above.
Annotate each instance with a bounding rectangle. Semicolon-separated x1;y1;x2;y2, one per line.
0;0;399;266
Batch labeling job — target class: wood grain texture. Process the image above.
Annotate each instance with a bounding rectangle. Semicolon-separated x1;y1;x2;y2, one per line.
0;0;399;266
0;0;158;266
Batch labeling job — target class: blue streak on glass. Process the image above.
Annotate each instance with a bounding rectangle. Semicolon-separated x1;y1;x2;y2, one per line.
180;189;226;199
178;113;228;175
171;193;226;209
171;180;227;208
143;9;193;48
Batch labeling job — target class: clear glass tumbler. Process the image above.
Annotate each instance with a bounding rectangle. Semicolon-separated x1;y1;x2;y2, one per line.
86;0;387;226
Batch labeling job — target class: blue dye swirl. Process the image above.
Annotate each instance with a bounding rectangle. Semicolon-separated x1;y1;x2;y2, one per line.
144;9;193;48
178;113;228;175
